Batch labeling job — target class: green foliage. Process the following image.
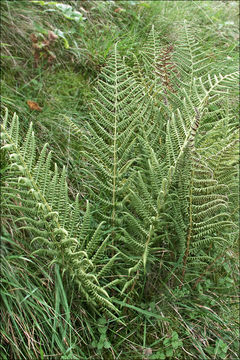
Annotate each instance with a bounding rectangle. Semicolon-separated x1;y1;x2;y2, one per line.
1;109;121;318
33;1;86;23
150;331;183;359
1;1;239;359
91;317;112;353
206;339;228;359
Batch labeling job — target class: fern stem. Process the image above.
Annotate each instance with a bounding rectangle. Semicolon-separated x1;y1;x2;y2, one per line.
181;169;193;284
112;44;118;227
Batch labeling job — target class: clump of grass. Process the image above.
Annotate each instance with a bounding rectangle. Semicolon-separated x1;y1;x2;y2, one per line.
0;232;80;359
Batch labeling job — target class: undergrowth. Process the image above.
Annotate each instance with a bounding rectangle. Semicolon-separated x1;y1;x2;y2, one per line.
1;1;239;359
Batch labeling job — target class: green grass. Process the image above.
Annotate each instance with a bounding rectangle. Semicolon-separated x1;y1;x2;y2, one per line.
1;1;239;359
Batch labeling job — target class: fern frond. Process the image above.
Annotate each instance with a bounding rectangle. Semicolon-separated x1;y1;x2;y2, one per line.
1;110;120;316
116;24;238;288
80;44;150;238
173;21;212;90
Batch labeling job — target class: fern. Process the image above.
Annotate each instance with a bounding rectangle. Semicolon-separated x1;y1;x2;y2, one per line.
117;24;239;292
79;45;151;238
1;21;238;317
172;21;212;91
181;157;234;281
1;109;120;317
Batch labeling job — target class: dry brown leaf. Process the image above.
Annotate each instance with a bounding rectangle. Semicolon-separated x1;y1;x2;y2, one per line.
48;31;58;41
27;100;42;111
114;7;123;13
30;33;38;43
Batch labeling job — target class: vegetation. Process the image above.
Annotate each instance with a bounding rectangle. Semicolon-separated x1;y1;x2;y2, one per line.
1;1;239;359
